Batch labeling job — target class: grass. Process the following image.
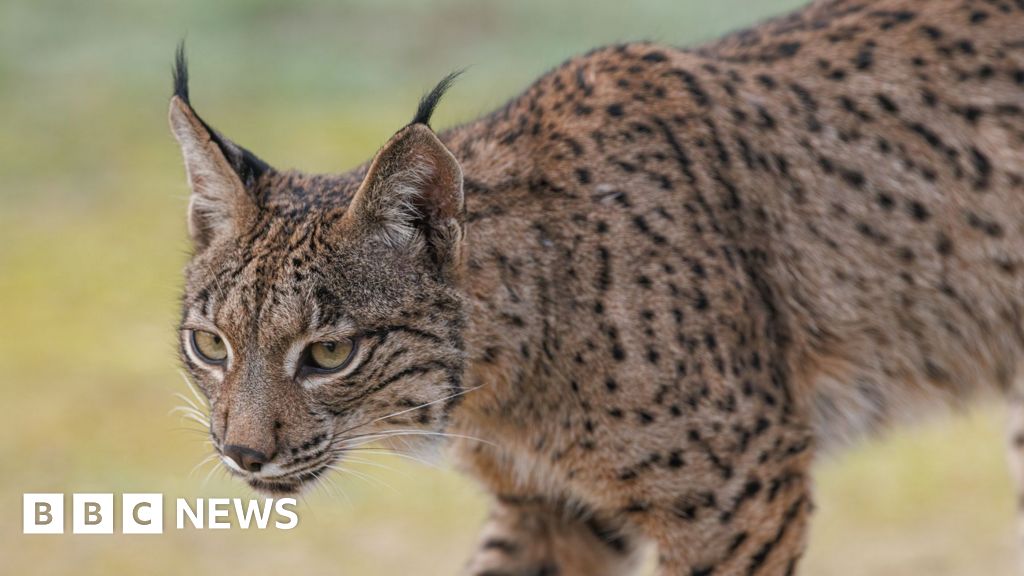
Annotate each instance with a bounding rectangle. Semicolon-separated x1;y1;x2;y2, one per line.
0;0;1017;573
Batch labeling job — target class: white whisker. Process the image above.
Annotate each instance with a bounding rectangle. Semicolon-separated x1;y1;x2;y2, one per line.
326;464;398;493
170;404;209;421
340;448;443;470
201;458;225;488
310;468;352;508
338;429;496;449
325;474;353;507
335;383;489;437
172;410;211;429
173;391;205;415
189;453;219;479
178;370;210;410
340;455;409;478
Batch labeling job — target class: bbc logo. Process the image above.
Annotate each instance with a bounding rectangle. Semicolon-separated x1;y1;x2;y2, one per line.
24;493;299;533
24;493;163;534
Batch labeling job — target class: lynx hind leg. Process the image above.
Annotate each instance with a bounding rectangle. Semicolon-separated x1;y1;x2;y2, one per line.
463;497;643;576
1008;392;1024;574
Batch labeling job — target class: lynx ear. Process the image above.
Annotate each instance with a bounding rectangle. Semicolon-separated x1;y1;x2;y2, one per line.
168;46;269;249
348;123;465;276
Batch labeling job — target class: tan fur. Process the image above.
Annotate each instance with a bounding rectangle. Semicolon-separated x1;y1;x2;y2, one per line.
172;1;1024;573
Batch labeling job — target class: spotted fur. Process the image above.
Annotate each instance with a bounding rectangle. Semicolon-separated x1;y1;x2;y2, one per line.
170;1;1024;573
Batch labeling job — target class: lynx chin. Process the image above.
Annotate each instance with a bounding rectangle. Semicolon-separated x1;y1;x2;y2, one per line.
170;0;1024;573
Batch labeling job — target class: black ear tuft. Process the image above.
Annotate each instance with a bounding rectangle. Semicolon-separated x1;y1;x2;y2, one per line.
173;41;190;105
168;42;271;190
411;70;463;127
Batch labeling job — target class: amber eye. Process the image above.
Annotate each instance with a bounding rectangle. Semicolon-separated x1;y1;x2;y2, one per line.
191;330;228;364
305;338;356;372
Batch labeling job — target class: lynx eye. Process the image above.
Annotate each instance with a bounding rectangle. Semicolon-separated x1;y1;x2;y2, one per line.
190;330;228;364
305;338;357;373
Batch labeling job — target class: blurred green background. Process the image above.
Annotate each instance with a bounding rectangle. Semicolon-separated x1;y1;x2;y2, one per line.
0;0;1016;574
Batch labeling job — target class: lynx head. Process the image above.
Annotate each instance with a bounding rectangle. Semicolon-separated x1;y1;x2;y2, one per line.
169;46;467;494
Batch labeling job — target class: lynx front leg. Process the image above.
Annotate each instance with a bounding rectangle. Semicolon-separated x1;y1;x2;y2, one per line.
641;468;812;576
463;496;642;576
599;412;816;576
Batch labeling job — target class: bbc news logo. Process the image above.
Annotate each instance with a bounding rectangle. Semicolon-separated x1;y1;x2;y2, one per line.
23;494;298;534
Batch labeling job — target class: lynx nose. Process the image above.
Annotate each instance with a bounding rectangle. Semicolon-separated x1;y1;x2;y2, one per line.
223;444;269;473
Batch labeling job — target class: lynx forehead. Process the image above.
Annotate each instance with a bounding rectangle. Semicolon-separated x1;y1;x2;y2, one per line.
170;0;1024;573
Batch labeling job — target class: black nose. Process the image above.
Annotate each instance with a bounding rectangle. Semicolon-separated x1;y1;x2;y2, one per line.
223;444;269;473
